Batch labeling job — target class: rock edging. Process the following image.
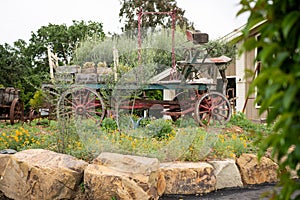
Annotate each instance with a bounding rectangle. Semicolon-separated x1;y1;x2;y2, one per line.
0;149;283;200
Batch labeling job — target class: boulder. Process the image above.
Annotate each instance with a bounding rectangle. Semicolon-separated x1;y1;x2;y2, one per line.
0;190;12;200
223;125;244;134
236;153;278;185
208;159;243;189
0;149;88;200
160;162;216;195
0;154;11;177
84;152;164;200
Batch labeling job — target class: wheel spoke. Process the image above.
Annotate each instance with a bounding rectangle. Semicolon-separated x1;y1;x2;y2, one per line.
213;99;226;108
86;102;103;110
215;112;229;119
85;96;97;107
206;115;212;125
83;90;91;104
72;91;81;106
199;104;210;110
64;97;77;108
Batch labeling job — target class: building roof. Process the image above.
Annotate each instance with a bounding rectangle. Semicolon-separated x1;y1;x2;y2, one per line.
221;20;267;42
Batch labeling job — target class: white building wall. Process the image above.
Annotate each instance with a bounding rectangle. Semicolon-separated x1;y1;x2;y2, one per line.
163;89;176;120
235;51;246;112
163;89;176;100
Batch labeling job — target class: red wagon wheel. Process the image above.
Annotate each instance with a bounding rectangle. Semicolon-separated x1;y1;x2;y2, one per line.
57;87;106;125
10;98;24;125
195;91;231;126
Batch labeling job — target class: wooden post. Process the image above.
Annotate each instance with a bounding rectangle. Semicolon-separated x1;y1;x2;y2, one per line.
47;46;58;82
242;61;261;113
113;47;119;82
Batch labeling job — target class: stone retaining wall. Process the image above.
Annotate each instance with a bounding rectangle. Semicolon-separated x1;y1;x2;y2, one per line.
0;149;284;200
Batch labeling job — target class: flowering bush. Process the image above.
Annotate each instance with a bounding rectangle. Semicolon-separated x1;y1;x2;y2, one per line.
0;127;39;151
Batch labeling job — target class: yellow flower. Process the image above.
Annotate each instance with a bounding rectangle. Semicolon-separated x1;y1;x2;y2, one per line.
2;132;6;137
26;132;30;137
231;134;237;140
16;129;23;136
14;136;19;142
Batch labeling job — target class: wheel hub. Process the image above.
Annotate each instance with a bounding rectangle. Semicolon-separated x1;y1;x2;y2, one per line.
76;106;86;115
212;107;220;115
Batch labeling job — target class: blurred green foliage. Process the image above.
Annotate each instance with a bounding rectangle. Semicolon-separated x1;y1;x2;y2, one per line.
238;0;300;199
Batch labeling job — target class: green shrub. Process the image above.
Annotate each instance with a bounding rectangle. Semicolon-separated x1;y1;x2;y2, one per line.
180;128;213;161
173;116;198;128
229;112;272;134
101;117;118;132
146;118;174;140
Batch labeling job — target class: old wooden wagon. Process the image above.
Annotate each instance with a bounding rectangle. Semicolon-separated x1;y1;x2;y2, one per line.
44;30;232;127
0;87;24;125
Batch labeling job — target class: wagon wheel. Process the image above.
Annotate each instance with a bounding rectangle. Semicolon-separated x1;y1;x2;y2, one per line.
57;87;106;125
169;90;196;122
195;92;231;126
28;109;39;123
10;98;24;125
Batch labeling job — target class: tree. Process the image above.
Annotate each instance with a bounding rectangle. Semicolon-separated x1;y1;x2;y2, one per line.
28;20;105;74
0;40;43;109
119;0;194;32
238;0;300;199
0;20;106;109
0;41;30;86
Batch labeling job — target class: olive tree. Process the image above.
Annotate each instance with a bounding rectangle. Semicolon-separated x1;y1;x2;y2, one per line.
119;0;194;32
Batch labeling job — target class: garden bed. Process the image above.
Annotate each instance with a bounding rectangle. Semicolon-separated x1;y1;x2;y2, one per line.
0;112;273;163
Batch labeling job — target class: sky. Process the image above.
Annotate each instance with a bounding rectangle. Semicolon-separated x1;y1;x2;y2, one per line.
0;0;248;45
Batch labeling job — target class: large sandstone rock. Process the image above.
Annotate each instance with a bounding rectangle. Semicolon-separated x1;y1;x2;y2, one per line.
0;149;88;200
236;153;278;185
160;162;216;195
0;154;11;177
209;159;243;189
84;152;164;200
